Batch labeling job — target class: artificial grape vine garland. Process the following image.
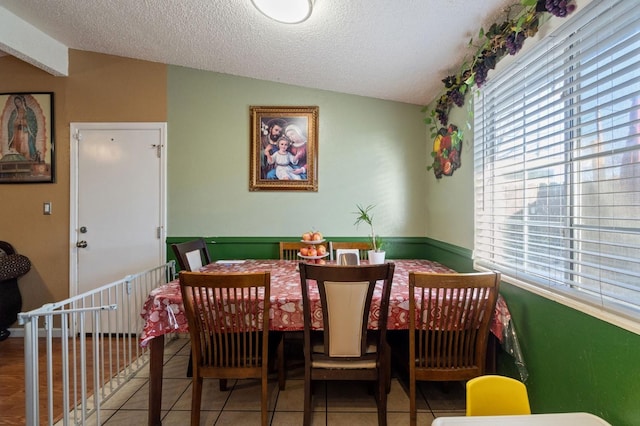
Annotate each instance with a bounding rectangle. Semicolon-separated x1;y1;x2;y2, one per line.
424;0;576;177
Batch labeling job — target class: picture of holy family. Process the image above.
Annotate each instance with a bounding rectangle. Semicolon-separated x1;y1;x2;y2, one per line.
250;106;318;192
260;117;309;180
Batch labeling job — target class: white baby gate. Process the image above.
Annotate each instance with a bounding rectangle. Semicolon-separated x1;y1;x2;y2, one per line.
18;261;176;426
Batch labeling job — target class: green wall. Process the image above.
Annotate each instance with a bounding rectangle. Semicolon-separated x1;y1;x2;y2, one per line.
500;284;640;426
167;66;429;239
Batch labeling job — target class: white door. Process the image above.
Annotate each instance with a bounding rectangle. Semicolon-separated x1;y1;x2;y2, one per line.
70;123;166;299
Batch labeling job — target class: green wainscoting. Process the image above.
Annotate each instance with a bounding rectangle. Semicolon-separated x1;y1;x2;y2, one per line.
165;236;458;269
499;284;640;426
166;236;638;426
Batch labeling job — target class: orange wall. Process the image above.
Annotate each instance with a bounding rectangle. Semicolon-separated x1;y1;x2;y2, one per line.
0;50;166;313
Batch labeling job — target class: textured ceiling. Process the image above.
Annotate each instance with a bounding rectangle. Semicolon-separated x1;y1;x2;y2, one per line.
0;0;514;105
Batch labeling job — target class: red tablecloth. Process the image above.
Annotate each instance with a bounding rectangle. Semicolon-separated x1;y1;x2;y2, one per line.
140;259;509;347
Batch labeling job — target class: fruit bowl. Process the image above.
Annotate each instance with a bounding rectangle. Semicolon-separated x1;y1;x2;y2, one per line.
298;252;329;260
300;239;325;244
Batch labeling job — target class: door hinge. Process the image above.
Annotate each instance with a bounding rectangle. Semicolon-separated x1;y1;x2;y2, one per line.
156;226;162;239
152;144;162;158
74;129;82;142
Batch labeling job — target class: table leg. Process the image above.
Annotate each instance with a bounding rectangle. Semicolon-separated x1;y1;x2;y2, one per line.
485;333;498;374
148;335;164;426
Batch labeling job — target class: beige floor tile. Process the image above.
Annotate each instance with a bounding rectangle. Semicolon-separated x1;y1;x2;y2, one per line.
163;336;190;356
103;409;150;425
162;408;220;425
163;354;191;378
119;378;190;410
272;410;326;425
391;376;431;413
215;410;273;425
223;378;279;411
72;409;117;426
419;381;466;412
273;378;327;412
389;411;435;426
172;379;233;411
386;378;411;413
326;381;378;412
281;362;306;380
87;336;471;424
101;377;148;410
133;361;150;378
273;378;304;412
326;411;381;425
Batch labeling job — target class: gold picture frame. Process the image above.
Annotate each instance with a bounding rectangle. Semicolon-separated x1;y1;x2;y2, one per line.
0;92;55;183
249;106;318;191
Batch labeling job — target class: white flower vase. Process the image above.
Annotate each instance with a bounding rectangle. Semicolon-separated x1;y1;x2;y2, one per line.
368;250;386;265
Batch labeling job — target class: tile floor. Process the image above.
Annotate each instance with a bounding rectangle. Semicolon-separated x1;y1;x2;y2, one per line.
94;336;466;425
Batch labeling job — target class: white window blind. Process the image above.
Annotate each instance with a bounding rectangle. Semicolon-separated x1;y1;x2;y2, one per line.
474;0;640;322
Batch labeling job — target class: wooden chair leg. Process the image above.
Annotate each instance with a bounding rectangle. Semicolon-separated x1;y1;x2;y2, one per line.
278;334;286;390
377;371;388;426
383;343;392;394
261;374;268;426
409;367;417;426
303;369;312;426
186;350;193;377
191;376;203;426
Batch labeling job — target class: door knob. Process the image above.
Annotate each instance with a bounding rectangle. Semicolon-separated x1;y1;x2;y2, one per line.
76;240;88;248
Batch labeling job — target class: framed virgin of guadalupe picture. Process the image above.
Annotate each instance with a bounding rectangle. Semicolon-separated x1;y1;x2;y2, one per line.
0;92;55;183
249;105;318;191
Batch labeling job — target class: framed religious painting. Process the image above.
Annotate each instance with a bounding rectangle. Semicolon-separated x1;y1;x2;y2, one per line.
249;105;318;191
0;92;55;183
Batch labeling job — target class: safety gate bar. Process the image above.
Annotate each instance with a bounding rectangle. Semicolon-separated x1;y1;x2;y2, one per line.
18;261;176;426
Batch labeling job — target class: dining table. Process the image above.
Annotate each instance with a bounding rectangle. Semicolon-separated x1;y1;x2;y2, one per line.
139;259;524;426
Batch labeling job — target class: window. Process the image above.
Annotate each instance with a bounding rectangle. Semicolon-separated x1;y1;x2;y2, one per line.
474;0;640;328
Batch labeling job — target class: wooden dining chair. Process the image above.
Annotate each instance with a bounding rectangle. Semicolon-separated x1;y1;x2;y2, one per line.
404;271;500;426
171;238;211;271
466;375;531;416
298;262;396;426
335;248;360;265
279;241;306;260
328;241;370;261
179;271;273;426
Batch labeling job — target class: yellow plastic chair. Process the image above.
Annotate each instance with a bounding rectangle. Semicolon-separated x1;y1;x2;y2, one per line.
466;375;531;416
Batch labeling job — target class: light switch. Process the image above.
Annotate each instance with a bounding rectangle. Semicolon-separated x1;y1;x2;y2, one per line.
43;202;52;215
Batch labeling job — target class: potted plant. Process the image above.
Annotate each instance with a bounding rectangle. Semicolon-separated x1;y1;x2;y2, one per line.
353;204;386;264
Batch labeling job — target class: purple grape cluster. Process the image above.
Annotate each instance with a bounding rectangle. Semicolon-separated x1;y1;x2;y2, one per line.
448;88;465;107
505;31;526;55
442;75;456;89
545;0;576;17
474;63;489;87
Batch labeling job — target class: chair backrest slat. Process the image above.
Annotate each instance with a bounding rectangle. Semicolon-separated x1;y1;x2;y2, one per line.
409;271;500;380
279;241;306;260
179;271;270;370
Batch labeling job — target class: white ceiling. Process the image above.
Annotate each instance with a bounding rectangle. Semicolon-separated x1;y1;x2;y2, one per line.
0;0;513;106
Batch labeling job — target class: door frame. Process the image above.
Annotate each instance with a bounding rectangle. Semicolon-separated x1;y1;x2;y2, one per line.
69;122;167;297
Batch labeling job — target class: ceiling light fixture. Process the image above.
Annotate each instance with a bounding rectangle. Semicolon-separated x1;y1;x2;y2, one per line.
251;0;314;24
